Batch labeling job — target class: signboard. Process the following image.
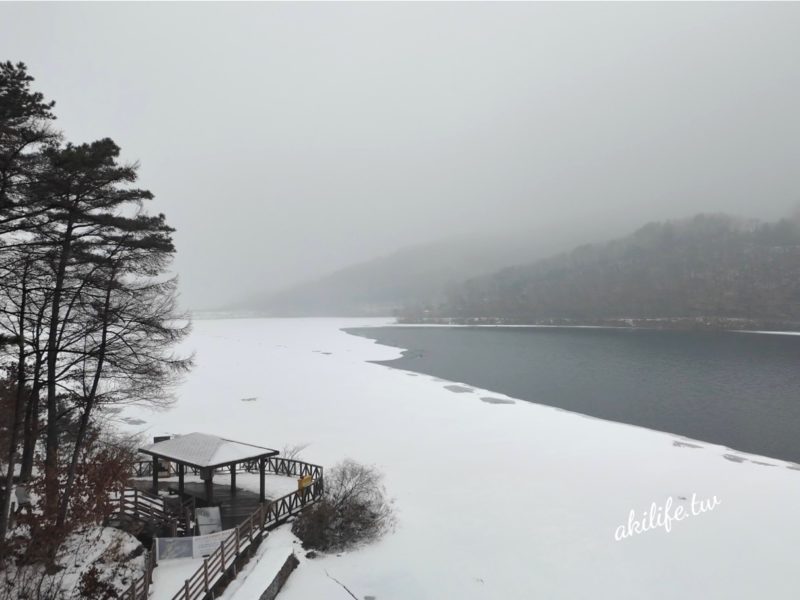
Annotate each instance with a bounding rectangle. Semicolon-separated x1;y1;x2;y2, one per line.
156;536;194;560
195;506;222;534
156;529;234;560
298;475;313;490
191;529;231;557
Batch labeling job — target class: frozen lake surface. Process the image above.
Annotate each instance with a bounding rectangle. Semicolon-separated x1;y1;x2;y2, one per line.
123;318;800;600
349;325;800;463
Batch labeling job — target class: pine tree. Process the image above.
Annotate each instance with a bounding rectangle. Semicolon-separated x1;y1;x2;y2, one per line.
0;64;192;556
0;62;57;543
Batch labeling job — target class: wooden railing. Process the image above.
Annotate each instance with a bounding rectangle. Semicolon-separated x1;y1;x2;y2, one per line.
263;479;323;526
266;456;323;481
133;456;324;481
113;487;193;536
168;476;324;600
123;539;156;600
133;460;176;477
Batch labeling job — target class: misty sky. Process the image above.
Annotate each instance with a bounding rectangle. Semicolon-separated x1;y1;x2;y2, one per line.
1;2;799;309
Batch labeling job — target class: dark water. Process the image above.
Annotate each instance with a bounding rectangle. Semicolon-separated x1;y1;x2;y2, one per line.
346;326;800;463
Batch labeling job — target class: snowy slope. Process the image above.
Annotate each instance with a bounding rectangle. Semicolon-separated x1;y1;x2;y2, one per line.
122;317;800;600
3;526;146;599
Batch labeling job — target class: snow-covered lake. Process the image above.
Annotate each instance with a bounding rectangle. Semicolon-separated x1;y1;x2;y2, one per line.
124;317;800;599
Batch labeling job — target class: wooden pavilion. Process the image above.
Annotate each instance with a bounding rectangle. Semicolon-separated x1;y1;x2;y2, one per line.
139;432;279;504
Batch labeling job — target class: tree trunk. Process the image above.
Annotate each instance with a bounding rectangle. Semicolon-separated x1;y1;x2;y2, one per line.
56;269;113;528
0;261;29;542
44;220;74;519
21;311;46;482
19;379;40;482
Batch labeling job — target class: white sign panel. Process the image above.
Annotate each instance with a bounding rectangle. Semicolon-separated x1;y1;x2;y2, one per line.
156;528;235;560
156;536;193;560
195;506;222;534
192;529;232;557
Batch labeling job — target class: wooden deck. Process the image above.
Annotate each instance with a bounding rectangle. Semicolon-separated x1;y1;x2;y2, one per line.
130;480;267;531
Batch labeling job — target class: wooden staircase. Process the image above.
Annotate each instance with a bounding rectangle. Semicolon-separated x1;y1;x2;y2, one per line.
110;487;194;537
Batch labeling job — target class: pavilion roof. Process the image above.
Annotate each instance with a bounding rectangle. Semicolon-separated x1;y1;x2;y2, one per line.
139;432;278;469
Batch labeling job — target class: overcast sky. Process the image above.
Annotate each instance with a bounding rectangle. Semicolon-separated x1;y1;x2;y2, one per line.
1;2;799;309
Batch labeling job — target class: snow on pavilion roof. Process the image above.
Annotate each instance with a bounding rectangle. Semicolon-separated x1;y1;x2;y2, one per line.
139;432;278;468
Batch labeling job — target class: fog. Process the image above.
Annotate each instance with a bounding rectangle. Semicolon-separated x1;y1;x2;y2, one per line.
1;2;799;310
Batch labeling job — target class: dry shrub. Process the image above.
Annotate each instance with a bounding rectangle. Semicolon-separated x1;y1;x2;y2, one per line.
281;443;309;461
77;566;117;600
292;459;394;552
15;432;136;564
0;527;144;600
0;564;66;600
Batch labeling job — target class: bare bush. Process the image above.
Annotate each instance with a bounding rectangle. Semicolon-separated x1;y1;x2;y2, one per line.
0;564;66;600
0;526;143;600
281;443;309;461
14;431;136;564
292;460;394;552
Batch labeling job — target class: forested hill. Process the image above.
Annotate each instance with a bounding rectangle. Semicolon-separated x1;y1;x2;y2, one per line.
402;214;800;330
234;222;625;317
238;236;549;316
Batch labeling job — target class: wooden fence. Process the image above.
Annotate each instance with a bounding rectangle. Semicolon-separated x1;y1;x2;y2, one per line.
168;477;324;600
133;456;324;482
122;456;324;600
113;487;193;536
266;456;324;481
262;478;323;525
122;539;156;600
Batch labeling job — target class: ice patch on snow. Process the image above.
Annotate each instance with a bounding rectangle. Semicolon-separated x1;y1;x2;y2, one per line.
443;384;473;393
673;440;703;449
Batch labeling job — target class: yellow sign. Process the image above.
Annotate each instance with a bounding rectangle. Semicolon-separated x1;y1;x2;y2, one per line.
298;475;313;490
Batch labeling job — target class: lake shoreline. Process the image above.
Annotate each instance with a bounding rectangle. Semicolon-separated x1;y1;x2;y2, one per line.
396;315;800;332
346;324;800;464
121;318;800;599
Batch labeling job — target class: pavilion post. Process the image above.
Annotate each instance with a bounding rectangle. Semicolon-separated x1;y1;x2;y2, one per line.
152;456;158;493
230;464;237;495
204;469;214;505
259;457;266;502
178;463;185;495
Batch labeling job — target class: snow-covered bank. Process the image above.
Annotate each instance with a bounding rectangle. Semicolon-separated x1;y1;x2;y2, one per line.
1;526;146;599
219;527;298;600
122;318;800;600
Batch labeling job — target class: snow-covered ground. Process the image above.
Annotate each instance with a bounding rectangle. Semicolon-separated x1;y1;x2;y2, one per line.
219;527;297;600
150;557;203;600
2;526;146;599
121;317;800;600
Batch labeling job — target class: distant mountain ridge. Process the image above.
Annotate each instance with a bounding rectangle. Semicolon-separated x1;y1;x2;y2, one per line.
402;214;800;330
235;225;619;317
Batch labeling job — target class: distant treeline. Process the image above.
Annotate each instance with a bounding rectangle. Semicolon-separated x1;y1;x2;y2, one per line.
398;214;800;330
